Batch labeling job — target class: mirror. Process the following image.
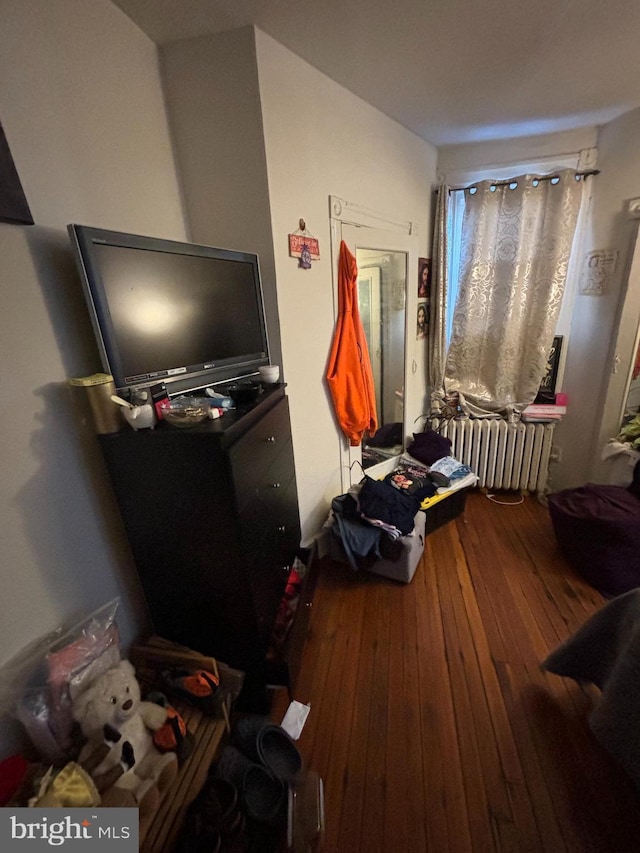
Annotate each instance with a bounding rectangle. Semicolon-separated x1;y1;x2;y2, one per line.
613;334;640;459
335;211;420;488
355;247;408;468
596;217;640;473
620;337;640;433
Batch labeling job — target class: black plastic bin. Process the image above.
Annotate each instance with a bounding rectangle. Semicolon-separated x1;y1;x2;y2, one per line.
423;488;468;537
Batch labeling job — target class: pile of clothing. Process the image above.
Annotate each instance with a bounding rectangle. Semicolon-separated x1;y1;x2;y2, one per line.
324;429;474;571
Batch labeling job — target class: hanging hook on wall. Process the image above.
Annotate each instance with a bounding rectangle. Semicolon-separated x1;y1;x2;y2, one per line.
349;459;366;483
294;218;315;237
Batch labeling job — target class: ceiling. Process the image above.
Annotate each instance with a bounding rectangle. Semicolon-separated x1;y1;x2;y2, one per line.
111;0;640;147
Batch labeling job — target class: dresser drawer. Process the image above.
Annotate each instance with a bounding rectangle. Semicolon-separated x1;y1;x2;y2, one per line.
238;441;297;547
241;480;300;571
250;547;291;646
246;477;301;644
229;397;292;512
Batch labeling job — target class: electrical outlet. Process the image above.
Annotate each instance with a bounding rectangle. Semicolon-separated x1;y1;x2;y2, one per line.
550;446;562;463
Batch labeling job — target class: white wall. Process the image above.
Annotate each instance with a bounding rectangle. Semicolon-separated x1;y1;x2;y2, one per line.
0;0;187;755
437;128;598;178
255;29;437;540
568;107;640;486
160;27;283;370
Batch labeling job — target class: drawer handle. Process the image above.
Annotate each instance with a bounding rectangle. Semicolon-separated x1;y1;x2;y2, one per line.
271;482;281;489
277;525;286;533
266;436;276;443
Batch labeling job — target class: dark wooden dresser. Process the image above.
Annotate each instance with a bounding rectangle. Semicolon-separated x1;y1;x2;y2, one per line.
98;385;303;710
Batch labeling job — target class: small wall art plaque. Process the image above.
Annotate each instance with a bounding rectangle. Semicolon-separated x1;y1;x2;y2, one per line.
289;233;320;264
579;249;618;296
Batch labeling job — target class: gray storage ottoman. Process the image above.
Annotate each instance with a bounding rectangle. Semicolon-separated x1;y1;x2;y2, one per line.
367;510;426;583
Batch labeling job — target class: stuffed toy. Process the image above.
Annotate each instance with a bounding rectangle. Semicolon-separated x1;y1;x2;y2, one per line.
12;738;138;810
71;660;177;815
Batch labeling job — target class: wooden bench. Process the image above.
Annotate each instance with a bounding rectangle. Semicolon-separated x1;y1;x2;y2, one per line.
129;636;233;853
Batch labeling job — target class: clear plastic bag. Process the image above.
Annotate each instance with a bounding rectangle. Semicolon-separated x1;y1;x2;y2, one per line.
0;599;121;764
16;687;68;765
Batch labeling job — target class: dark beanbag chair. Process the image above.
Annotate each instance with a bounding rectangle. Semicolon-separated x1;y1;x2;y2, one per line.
548;483;640;596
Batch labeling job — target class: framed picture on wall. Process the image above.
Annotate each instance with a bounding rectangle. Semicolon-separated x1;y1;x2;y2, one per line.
418;258;431;298
0;120;33;225
416;303;428;340
535;335;563;403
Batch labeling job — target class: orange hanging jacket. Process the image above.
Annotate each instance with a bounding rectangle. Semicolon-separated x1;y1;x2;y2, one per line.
326;241;378;446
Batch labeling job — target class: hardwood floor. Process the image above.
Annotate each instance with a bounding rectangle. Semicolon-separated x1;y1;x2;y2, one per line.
271;490;640;852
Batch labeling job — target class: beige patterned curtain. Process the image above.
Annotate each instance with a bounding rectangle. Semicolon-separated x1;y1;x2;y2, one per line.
444;170;584;419
428;184;449;414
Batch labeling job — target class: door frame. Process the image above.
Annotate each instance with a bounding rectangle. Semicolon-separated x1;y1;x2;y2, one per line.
329;196;421;491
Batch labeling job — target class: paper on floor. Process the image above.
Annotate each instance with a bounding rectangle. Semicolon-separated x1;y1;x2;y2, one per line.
280;700;310;740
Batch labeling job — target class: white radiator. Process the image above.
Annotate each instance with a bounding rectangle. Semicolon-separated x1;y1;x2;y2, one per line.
428;418;556;493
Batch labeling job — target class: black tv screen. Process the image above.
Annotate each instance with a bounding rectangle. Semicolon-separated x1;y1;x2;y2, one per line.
68;225;270;395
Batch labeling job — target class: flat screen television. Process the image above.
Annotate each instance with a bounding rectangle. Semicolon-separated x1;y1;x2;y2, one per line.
68;224;270;396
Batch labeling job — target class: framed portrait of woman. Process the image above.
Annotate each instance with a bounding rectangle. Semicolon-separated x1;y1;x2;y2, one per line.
416;303;428;340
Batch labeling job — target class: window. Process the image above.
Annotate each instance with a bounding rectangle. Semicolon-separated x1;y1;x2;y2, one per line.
443;153;586;350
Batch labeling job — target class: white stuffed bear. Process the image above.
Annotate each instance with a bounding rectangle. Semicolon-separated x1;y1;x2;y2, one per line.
71;660;177;812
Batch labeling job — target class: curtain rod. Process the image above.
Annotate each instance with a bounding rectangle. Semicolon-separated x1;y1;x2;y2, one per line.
447;168;600;193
